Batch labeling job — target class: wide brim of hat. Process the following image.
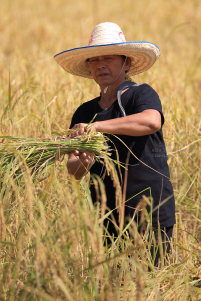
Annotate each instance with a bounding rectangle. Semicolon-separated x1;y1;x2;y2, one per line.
54;42;160;78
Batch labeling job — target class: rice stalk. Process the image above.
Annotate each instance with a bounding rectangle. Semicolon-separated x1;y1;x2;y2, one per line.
0;131;112;182
0;205;5;241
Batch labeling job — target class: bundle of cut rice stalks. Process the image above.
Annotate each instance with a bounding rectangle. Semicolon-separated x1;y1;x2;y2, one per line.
0;131;112;182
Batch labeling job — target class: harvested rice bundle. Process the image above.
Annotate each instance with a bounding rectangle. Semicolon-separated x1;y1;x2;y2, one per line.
0;131;111;181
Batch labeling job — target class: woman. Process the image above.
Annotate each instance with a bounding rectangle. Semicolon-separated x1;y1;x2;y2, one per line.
54;22;175;263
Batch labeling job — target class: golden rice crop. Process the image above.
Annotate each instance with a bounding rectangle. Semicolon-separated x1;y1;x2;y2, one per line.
0;131;111;181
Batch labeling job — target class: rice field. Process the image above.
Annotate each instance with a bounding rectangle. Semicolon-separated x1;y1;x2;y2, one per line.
0;0;201;300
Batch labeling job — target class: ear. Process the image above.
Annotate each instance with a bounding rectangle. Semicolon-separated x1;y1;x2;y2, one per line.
124;57;131;72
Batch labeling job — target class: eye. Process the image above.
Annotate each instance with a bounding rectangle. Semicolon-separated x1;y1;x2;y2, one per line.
105;56;114;60
88;58;98;63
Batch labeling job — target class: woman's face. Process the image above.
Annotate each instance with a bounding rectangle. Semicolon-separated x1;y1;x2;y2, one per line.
88;55;130;89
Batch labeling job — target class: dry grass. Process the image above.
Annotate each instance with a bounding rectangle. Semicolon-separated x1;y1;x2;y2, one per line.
0;0;201;300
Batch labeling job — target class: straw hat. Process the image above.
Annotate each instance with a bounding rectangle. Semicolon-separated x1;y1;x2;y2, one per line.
54;22;160;78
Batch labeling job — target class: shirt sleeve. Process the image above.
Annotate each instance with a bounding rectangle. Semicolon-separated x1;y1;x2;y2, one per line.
132;84;165;125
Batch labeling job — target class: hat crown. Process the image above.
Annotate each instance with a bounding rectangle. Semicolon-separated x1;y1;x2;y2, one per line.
88;22;126;46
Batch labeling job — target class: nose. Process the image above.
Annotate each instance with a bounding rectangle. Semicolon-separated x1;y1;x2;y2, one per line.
96;59;106;70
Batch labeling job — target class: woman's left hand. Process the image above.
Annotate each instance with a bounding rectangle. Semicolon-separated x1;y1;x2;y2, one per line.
70;123;96;138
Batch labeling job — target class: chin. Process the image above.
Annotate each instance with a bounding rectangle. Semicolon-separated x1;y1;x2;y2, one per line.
97;81;112;88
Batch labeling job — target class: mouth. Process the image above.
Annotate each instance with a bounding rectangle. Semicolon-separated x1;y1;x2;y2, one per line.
98;73;110;77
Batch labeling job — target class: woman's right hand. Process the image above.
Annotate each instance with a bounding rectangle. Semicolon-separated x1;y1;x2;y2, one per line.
67;150;94;180
72;150;94;167
67;123;96;179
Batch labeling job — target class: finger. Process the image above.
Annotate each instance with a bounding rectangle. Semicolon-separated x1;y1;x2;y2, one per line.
73;131;79;137
83;159;90;166
80;152;87;160
74;150;80;156
69;132;77;138
85;123;95;133
79;128;86;135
